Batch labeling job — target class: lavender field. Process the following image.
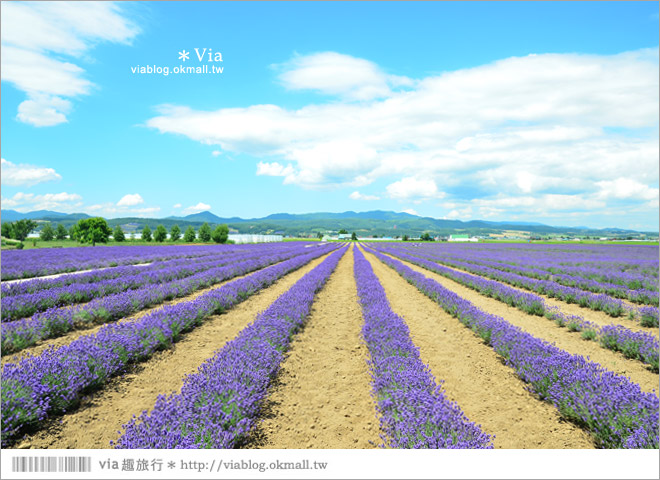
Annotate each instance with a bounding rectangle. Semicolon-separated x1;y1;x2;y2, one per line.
1;242;658;449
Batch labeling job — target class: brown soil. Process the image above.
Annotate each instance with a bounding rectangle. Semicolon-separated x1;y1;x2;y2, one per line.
2;258;288;366
379;252;659;394
361;247;594;449
18;252;333;449
434;260;658;336
254;246;380;449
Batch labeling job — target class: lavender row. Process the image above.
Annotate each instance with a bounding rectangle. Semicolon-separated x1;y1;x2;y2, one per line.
113;247;346;448
0;244;256;280
1;245;322;355
382;245;659;327
364;246;659;449
401;245;659;304
1;244;302;321
404;244;659;306
353;248;492;448
403;243;659;290
542;307;659;372
372;246;659;369
1;246;257;296
1;243;339;447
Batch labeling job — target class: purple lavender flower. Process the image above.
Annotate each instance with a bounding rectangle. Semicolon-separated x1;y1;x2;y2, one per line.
363;244;659;449
1;243;340;446
353;248;492;448
113;247;347;448
2;244;318;354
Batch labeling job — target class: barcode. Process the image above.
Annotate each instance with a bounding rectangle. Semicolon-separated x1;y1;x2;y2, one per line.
11;456;92;473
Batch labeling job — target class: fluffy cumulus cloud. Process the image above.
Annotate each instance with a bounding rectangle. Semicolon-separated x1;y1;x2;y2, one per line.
116;193;144;207
256;162;294;177
1;158;62;186
1;191;82;211
183;202;211;214
386;177;444;200
1;188;160;218
1;2;139;126
87;203;161;217
349;191;380;201
145;49;659;225
595;178;659;201
276;52;413;101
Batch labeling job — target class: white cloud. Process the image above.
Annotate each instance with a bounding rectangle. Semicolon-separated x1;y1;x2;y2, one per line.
2;191;82;211
1;2;139;126
276;52;412;101
173;203;182;209
183;202;211;214
211;150;222;157
402;209;419;216
445;207;474;220
386;177;444;200
117;193;144;207
1;187;160;218
144;49;659;222
256;162;294;177
1;158;62;186
15;95;73;127
87;202;160;217
595;178;659;201
349;191;380;201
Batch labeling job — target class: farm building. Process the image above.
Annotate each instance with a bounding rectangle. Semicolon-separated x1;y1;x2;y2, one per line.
448;234;478;242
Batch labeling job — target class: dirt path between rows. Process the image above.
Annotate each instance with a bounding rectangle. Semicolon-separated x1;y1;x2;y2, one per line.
18;252;333;449
2;263;153;285
2;259;289;366
378;252;659;394
361;247;594;449
253;246;380;449
418;256;658;336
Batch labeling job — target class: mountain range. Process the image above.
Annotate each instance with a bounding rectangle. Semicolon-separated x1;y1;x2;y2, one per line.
1;209;655;238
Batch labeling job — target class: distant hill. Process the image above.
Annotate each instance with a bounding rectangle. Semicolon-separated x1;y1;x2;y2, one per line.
2;209;74;222
166;211;226;223
1;208;655;238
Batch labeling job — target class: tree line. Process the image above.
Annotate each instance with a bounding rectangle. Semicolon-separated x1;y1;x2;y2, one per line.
1;218;231;247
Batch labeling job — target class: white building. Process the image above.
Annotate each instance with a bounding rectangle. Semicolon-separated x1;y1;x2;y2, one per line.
228;234;283;244
448;234;478;242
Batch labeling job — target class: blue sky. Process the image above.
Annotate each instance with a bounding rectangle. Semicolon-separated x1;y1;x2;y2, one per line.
1;1;658;230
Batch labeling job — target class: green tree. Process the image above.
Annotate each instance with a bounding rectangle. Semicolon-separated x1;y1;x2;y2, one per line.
1;222;14;239
40;223;55;241
402;234;409;241
10;219;37;241
338;229;348;234
317;232;324;240
351;232;357;241
154;225;168;242
212;224;229;244
420;232;434;242
70;224;81;243
113;225;126;242
183;225;196;242
170;224;181;242
75;217;112;246
142;225;152;242
55;223;68;240
198;222;212;242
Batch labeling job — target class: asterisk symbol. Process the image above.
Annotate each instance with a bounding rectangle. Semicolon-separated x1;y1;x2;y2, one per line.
178;50;189;61
167;461;176;469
